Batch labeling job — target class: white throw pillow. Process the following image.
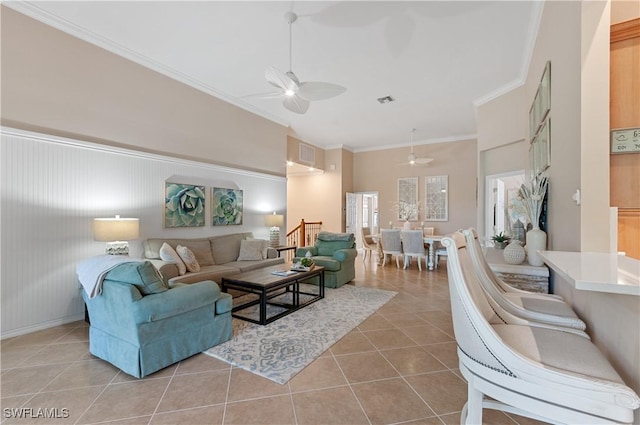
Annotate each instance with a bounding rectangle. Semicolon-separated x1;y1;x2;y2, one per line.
159;242;186;275
238;239;265;261
246;238;270;259
176;245;201;272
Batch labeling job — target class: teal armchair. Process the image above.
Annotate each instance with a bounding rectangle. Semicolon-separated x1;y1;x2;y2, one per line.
83;261;232;378
295;231;357;288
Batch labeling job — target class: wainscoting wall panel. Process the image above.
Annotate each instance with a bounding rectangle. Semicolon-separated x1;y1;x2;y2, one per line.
1;128;287;337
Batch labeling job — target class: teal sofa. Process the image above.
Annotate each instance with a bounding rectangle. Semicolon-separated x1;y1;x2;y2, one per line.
83;261;232;378
295;231;357;288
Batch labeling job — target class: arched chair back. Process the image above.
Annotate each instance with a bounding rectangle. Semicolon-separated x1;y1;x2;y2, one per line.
441;232;640;424
400;230;426;270
462;227;586;331
361;227;377;263
380;229;402;268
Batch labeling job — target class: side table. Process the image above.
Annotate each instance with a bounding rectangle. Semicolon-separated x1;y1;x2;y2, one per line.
483;247;549;293
274;245;297;261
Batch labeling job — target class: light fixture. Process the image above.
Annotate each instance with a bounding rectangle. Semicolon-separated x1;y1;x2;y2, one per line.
93;215;140;255
264;212;285;247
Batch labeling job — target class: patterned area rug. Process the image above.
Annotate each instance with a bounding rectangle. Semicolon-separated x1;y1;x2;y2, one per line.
204;284;397;384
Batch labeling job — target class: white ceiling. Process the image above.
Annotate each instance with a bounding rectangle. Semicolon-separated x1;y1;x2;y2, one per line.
10;1;541;152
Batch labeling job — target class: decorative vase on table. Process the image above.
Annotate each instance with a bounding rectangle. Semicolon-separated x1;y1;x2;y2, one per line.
503;240;526;265
403;221;412;230
526;227;547;266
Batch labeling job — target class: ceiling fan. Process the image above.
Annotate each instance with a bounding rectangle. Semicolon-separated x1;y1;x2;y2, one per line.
399;129;434;166
249;11;346;114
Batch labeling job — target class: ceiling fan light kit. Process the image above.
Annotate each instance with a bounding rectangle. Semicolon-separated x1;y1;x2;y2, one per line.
256;11;346;114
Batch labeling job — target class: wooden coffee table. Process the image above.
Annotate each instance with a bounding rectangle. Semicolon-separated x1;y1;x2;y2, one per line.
220;264;325;325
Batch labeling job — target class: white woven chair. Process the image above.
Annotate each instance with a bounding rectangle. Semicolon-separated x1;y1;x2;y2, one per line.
442;232;640;424
462;227;586;331
400;230;426;270
380;229;402;268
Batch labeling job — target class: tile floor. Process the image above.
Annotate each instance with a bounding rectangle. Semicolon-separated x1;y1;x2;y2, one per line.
1;256;547;425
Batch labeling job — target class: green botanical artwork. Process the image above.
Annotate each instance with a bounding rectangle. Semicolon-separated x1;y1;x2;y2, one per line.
212;188;243;225
164;182;205;227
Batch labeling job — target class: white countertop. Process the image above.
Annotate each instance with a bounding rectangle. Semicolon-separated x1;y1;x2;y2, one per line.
538;251;640;296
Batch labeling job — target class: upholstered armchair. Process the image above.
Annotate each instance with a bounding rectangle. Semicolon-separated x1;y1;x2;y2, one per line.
295;231;357;288
83;261;232;378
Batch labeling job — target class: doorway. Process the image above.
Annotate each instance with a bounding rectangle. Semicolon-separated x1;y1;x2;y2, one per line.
347;192;379;250
485;171;526;245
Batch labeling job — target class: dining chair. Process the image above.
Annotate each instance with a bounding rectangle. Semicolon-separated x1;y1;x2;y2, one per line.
400;230;426;270
380;229;402;268
360;226;377;263
442;232;640;424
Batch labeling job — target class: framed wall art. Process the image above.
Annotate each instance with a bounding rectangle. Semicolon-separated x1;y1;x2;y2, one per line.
212;187;243;225
164;182;205;228
397;177;419;221
425;175;448;221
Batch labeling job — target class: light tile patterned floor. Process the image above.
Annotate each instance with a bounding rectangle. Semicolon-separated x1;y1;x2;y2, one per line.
0;257;547;424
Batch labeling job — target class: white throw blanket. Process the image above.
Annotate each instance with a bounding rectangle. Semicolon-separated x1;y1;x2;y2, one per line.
77;255;142;299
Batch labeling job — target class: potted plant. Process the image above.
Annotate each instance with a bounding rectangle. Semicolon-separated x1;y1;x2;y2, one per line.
491;232;511;249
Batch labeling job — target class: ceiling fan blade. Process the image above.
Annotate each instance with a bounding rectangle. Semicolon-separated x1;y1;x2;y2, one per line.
297;81;347;101
242;91;284;99
415;157;434;164
265;66;298;92
283;95;310;114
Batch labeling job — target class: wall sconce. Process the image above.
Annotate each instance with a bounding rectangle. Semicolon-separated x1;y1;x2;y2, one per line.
93;215;140;255
264;212;284;247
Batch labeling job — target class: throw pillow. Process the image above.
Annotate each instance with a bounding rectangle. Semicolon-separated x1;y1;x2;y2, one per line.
237;239;265;261
246;237;270;259
105;261;168;296
159;242;186;275
176;245;201;272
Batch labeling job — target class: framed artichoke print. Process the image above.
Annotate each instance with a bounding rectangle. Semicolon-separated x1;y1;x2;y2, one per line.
164;182;205;227
212;187;243;225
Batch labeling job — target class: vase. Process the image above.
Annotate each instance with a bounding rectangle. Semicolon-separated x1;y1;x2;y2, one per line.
503;240;526;264
526;227;547;266
403;221;412;230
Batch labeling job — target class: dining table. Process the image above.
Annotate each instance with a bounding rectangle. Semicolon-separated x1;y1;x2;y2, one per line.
371;232;445;270
423;235;444;270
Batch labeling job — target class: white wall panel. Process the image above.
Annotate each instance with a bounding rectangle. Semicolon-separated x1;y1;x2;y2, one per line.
1;128;286;337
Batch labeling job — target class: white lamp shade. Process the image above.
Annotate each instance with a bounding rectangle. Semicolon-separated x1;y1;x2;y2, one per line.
93;216;139;241
264;214;284;227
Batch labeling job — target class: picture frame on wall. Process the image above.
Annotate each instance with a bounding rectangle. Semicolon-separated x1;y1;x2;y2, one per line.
397;177;419;221
164;182;205;228
538;118;551;172
212;187;243;225
539;61;551;123
424;175;448;221
529;139;538;178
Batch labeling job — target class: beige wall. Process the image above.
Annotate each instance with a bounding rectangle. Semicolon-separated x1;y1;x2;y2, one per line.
477;1;612;253
611;0;640;23
287;147;351;235
477;86;527;152
1;7;288;176
354;139;478;235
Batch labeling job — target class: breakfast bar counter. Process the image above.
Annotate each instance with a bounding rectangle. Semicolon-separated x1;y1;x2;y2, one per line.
538;251;640;296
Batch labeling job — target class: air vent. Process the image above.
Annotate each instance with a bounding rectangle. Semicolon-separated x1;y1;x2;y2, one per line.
299;143;315;165
377;95;395;104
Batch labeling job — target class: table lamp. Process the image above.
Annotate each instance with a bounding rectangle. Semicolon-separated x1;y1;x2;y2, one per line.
93;215;140;255
264;212;284;247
